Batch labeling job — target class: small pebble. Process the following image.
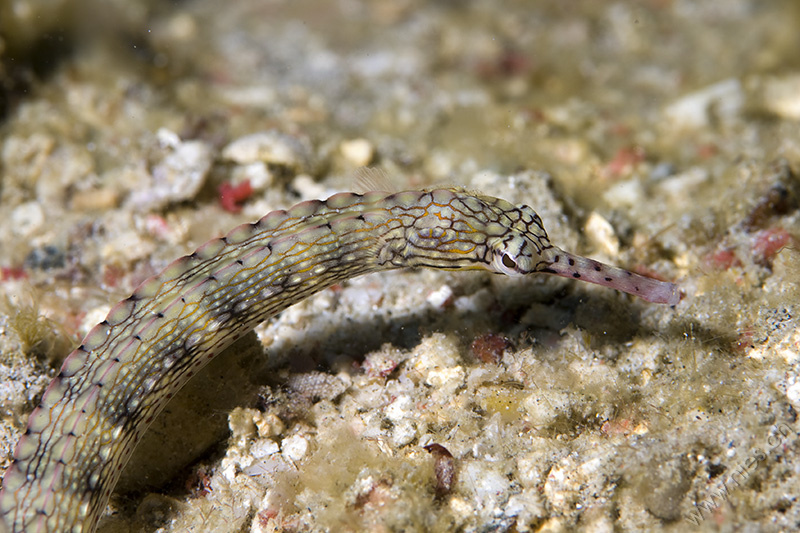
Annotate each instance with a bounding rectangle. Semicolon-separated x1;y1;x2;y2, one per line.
250;439;280;459
786;382;800;409
11;202;45;237
583;212;620;257
254;413;285;439
655;167;709;200
759;74;800;120
281;435;308;462
70;188;119;211
128;131;213;210
291;174;327;200
229;162;274;191
339;138;374;166
663;78;743;129
602;178;643;208
424;443;456;498
221;130;312;172
426;285;454;308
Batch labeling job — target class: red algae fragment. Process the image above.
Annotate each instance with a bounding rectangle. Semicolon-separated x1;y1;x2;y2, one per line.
602;145;646;179
752;227;795;267
471;333;512;364
219;179;254;213
0;266;28;281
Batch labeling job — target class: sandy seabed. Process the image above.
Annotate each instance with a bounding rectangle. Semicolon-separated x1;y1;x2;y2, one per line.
1;1;800;531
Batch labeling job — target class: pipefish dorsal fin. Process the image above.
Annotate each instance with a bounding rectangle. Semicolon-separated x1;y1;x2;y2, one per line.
353;167;478;197
354;167;398;194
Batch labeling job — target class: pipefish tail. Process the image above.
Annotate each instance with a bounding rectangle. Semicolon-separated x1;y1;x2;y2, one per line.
0;188;679;532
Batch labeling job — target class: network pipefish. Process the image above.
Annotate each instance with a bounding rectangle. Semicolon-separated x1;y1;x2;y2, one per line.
0;188;679;532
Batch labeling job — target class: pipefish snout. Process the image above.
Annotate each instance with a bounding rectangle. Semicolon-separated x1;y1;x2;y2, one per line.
0;188;679;532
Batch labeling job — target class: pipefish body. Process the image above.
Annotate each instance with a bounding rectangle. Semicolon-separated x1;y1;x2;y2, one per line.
0;188;679;532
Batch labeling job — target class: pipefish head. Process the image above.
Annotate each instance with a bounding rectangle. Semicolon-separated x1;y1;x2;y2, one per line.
483;202;555;277
398;190;553;273
397;189;678;303
482;199;680;304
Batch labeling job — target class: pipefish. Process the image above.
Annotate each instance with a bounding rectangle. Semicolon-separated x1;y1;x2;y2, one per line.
0;188;679;532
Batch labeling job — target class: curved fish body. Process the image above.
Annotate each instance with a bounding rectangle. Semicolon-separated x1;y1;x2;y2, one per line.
0;189;678;532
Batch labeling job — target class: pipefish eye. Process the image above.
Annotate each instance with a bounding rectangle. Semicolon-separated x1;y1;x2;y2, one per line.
491;248;523;276
501;253;517;269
